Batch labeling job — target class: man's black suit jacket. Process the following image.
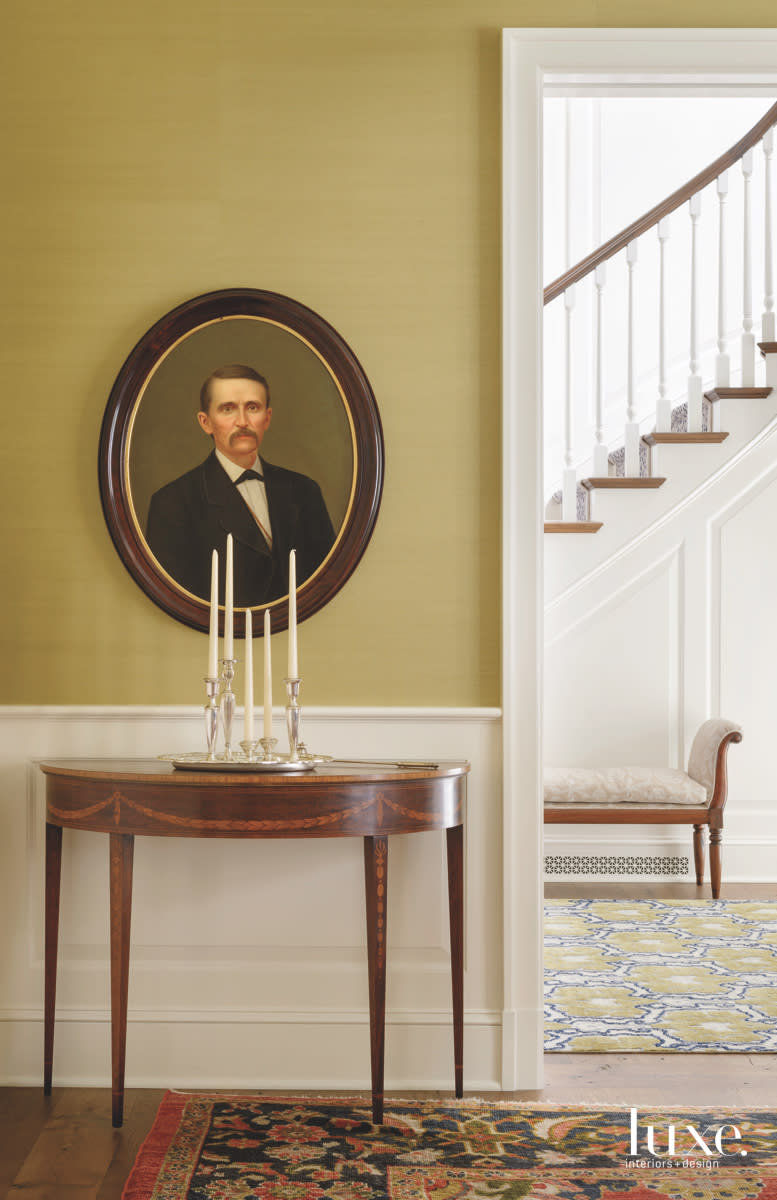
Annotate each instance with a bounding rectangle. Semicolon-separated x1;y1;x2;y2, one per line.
145;451;336;606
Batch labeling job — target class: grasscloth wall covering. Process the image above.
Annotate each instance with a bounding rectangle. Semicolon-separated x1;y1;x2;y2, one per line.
2;1;774;705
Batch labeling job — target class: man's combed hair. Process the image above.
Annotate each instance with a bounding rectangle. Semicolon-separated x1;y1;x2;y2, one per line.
200;365;271;412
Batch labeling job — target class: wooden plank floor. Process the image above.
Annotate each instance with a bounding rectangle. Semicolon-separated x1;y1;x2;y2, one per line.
4;882;775;1198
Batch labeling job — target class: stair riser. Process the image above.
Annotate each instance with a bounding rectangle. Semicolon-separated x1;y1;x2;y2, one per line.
766;354;777;390
587;488;667;525
710;395;777;441
647;437;734;480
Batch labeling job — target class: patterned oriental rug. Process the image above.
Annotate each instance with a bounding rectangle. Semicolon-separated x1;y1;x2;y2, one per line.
545;898;777;1052
122;1093;777;1200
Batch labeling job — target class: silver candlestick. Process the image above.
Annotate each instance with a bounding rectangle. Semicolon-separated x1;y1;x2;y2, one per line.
203;676;221;761
259;735;280;762
220;658;237;761
284;676;302;762
239;738;260;763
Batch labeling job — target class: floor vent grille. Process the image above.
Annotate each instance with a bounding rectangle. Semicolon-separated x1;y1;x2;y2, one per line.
545;854;690;877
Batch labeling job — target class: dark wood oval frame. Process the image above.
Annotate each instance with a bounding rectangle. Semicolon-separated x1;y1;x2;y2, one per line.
99;288;384;635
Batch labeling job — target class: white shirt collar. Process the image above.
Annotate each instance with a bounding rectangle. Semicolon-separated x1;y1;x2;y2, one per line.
215;449;264;482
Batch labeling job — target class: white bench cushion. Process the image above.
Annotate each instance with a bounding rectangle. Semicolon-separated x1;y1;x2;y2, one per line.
543;765;709;807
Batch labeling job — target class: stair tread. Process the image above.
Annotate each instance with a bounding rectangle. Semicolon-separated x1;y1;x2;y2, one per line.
758;341;777;355
704;387;772;401
544;521;603;533
643;432;729;445
580;477;666;490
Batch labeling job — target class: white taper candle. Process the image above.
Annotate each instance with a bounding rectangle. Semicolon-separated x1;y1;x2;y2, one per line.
288;549;298;677
208;549;219;678
263;608;272;737
224;534;234;659
244;608;254;739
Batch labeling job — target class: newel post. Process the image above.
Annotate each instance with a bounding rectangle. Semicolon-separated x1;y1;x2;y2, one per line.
687;193;703;432
763;128;775;343
656;217;671;432
592;264;609;476
741;150;755;386
716;171;730;388
624;241;640;475
562;285;578;520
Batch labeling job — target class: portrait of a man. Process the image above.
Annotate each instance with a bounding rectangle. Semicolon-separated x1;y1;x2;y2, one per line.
145;365;336;606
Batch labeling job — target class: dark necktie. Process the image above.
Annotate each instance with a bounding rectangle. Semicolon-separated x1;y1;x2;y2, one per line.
236;468;265;484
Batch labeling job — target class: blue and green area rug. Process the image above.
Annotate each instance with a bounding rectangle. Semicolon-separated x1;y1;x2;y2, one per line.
545;898;777;1051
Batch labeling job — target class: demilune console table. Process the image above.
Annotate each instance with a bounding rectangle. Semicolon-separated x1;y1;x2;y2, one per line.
41;758;468;1127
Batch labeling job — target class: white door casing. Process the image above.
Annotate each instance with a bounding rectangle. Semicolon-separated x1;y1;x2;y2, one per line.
501;27;777;1090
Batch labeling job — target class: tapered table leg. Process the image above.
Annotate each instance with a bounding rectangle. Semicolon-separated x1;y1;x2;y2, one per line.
446;823;464;1098
109;832;134;1128
44;823;63;1096
364;835;388;1124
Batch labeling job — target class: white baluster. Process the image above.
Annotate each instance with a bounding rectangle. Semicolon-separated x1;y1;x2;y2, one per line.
687;193;703;432
562;286;577;520
716;171;730;387
624;241;640;475
763;129;775;343
592;264;609;476
656;217;671;432
741;150;755;386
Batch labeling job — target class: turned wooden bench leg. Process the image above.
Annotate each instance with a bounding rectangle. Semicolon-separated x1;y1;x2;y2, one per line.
692;824;705;886
709;829;722;900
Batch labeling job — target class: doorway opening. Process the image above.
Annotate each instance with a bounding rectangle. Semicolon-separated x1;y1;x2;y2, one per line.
501;27;777;1091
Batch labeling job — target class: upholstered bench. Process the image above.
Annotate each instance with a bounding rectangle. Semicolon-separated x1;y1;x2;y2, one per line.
544;718;743;898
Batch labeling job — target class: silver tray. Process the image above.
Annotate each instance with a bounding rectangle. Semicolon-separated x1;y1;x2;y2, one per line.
159;752;332;773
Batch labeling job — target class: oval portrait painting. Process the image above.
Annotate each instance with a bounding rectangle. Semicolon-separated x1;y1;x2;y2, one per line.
99;289;384;635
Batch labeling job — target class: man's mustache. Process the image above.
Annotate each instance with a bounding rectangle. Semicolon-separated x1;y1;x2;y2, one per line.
229;428;258;444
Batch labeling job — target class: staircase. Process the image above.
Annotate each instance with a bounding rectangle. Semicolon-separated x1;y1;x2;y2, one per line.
545;351;777;603
545;371;775;532
542;101;777;790
543;103;777;553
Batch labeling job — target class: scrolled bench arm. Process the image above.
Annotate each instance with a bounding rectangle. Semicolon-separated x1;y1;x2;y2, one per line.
686;718;743;808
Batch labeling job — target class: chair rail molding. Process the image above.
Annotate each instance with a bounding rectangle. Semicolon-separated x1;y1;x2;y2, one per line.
502;26;777;1090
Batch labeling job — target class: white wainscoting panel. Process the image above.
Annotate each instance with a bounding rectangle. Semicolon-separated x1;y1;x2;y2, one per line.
543;410;777;884
545;547;683;768
0;707;503;1089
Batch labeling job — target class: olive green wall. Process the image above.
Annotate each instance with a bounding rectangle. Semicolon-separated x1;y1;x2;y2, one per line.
2;1;774;706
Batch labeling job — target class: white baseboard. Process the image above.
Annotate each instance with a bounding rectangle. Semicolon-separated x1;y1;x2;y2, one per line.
0;1006;503;1091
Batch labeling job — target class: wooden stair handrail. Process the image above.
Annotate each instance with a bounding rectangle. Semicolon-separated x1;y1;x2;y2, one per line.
545;100;777;305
